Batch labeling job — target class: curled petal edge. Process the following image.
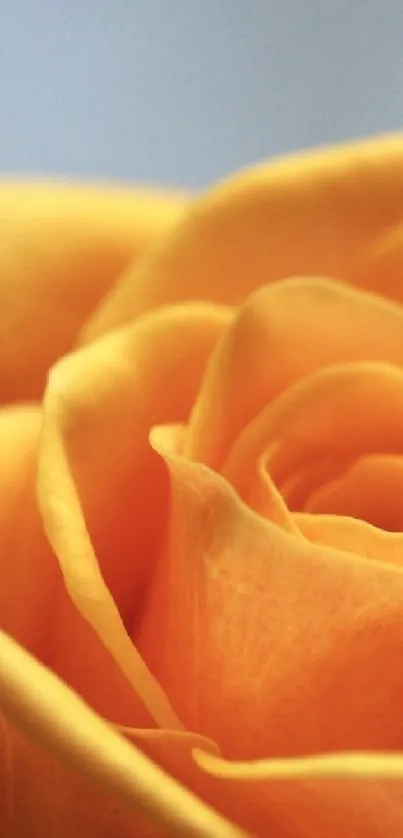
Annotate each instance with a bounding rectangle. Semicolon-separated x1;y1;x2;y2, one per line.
0;629;247;838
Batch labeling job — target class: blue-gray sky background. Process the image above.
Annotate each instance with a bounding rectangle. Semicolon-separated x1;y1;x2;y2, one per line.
1;1;402;187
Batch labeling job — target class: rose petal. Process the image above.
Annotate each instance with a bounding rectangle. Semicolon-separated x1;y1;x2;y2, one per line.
304;454;403;530
186;277;403;469
8;626;403;838
349;221;403;305
83;134;403;341
0;407;160;727
280;458;348;511
223;362;403;497
161;424;299;535
194;748;403;838
37;304;230;726
0;630;245;838
139;428;403;764
0;404;60;656
0;181;187;402
295;513;403;568
242;450;300;534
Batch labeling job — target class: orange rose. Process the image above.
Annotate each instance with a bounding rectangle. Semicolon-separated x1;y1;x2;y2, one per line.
2;134;403;837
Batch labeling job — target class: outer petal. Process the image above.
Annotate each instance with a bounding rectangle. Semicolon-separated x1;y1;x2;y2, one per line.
82;134;403;341
0;404;59;656
195;749;403;838
0;181;187;402
37;303;230;723
7;626;403;838
0;630;245;838
0;406;169;729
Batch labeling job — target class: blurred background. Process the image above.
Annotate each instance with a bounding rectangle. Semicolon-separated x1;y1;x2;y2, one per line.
1;0;402;188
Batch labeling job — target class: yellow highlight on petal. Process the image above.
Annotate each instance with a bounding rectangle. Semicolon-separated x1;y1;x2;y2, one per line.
0;630;248;838
37;362;183;731
194;747;403;781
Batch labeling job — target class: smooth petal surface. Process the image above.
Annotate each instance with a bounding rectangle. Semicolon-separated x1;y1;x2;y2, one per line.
0;404;60;656
38;376;181;732
134;434;403;835
304;454;403;530
0;404;157;728
0;630;245;838
186;277;403;469
0;181;187;402
295;513;403;568
138;429;403;767
7;612;403;838
83;134;403;341
37;303;230;723
277;458;348;512
223;363;403;500
6;137;403;838
195;749;403;838
241;449;300;534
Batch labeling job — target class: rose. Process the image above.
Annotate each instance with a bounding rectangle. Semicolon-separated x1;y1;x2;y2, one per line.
2;135;403;837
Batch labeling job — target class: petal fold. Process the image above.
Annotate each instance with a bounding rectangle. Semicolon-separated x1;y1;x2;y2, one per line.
0;630;246;838
138;428;403;767
83;134;403;340
37;303;229;725
186;277;403;469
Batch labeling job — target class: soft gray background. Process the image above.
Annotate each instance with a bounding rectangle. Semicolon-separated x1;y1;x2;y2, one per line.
1;1;402;188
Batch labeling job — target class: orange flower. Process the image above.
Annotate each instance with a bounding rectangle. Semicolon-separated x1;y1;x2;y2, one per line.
2;135;403;836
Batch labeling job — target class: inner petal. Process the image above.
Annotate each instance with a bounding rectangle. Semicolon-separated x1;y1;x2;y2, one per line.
223;362;403;497
280;458;349;511
305;454;403;532
186;276;403;470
